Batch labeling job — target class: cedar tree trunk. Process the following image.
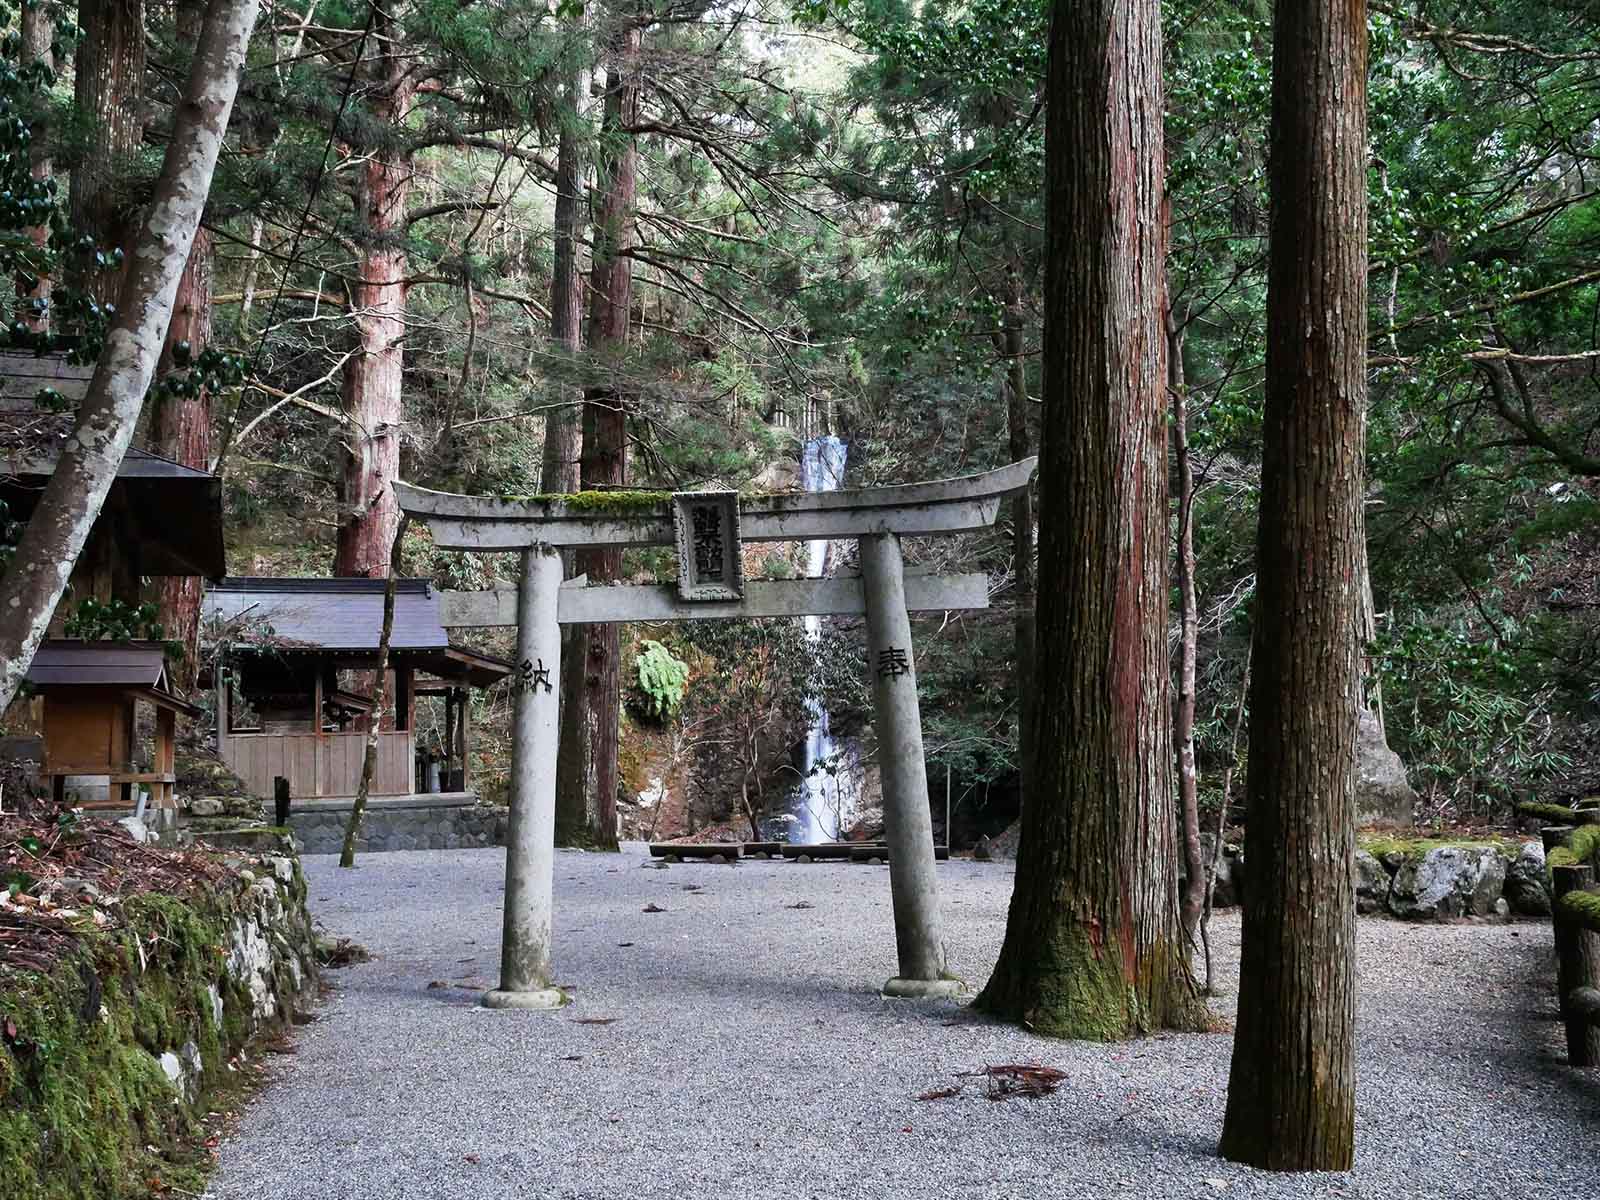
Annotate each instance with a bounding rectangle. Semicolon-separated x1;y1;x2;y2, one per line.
0;0;260;713
549;65;596;846
563;22;640;851
1217;0;1367;1172
973;0;1200;1039
334;6;414;578
17;0;53;331
70;0;146;307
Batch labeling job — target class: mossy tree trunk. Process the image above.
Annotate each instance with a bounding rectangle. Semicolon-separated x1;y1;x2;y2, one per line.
1218;0;1367;1171
973;0;1200;1040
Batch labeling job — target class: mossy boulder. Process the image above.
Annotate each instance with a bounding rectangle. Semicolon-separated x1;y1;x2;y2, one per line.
1503;841;1552;917
1387;845;1507;919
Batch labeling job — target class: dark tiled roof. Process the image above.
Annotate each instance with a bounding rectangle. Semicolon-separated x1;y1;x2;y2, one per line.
204;578;454;652
26;641;169;687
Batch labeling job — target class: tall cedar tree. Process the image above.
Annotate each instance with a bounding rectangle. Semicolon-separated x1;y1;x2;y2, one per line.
974;0;1199;1038
562;17;641;851
70;0;145;306
549;64;595;846
1217;0;1367;1171
334;2;415;578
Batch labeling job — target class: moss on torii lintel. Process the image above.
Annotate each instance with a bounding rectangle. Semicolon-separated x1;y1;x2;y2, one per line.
499;489;671;514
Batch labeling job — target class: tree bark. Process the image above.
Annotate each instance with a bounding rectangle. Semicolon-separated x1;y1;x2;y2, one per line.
1002;267;1036;797
151;0;214;691
1218;0;1367;1172
549;64;596;847
70;0;147;308
973;0;1199;1039
334;5;414;578
563;21;641;852
0;0;260;714
1171;314;1205;941
17;0;54;331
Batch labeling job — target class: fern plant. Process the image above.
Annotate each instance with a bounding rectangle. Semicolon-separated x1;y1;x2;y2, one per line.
633;640;690;721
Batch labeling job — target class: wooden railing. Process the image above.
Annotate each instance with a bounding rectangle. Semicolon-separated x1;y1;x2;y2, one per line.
219;730;413;800
1540;814;1600;1067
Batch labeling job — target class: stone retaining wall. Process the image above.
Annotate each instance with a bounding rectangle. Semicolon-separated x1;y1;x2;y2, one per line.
288;796;508;855
0;846;319;1199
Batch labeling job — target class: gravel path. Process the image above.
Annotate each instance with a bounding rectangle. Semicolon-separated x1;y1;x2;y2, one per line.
207;846;1598;1200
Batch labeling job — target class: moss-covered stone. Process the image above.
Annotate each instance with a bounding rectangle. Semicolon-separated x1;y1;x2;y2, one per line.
1358;833;1519;866
1516;800;1587;825
0;862;313;1200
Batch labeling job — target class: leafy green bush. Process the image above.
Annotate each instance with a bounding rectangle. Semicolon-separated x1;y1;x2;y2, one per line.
632;639;690;721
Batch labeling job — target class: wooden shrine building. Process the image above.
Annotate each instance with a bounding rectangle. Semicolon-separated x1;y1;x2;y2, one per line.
24;641;201;811
203;578;512;802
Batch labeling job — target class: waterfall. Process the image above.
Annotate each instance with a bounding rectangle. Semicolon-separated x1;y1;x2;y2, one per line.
792;435;851;843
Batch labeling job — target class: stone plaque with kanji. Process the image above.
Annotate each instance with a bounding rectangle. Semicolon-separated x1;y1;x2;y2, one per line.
671;490;744;601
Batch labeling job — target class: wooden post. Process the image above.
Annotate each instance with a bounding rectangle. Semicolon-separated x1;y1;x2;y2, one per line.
459;687;471;792
156;707;176;809
311;662;324;798
273;775;291;828
1542;826;1574;858
1552;863;1600;1067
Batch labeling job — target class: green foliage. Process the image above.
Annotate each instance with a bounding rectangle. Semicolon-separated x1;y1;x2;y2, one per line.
61;598;172;650
632;639;689;721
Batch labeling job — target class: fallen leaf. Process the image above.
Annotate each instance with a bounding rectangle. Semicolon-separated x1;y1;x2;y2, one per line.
786;901;814;910
916;1087;960;1102
572;1017;617;1025
464;1154;481;1165
642;903;667;913
559;1055;583;1062
900;1125;914;1133
616;941;634;947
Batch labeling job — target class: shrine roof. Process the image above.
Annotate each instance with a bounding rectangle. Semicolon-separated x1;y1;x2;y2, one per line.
26;642;171;687
204;579;509;677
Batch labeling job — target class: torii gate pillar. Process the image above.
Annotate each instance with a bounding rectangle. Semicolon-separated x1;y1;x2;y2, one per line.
482;544;566;1010
862;533;960;998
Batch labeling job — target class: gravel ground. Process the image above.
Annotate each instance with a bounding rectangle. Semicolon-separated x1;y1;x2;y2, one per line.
207;845;1599;1200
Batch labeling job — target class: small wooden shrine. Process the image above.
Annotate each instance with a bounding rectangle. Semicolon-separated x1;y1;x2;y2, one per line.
25;641;200;811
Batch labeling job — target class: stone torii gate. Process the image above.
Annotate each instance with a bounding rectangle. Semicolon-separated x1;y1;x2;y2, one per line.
394;457;1036;1008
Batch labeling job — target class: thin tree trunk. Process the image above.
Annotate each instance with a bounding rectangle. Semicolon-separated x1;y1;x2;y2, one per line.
567;21;641;853
334;5;414;578
974;0;1200;1039
1002;267;1036;795
70;0;147;307
151;0;214;691
1218;0;1367;1172
1171;314;1205;941
1201;643;1250;996
339;516;408;868
0;0;260;713
550;64;596;846
17;0;53;331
